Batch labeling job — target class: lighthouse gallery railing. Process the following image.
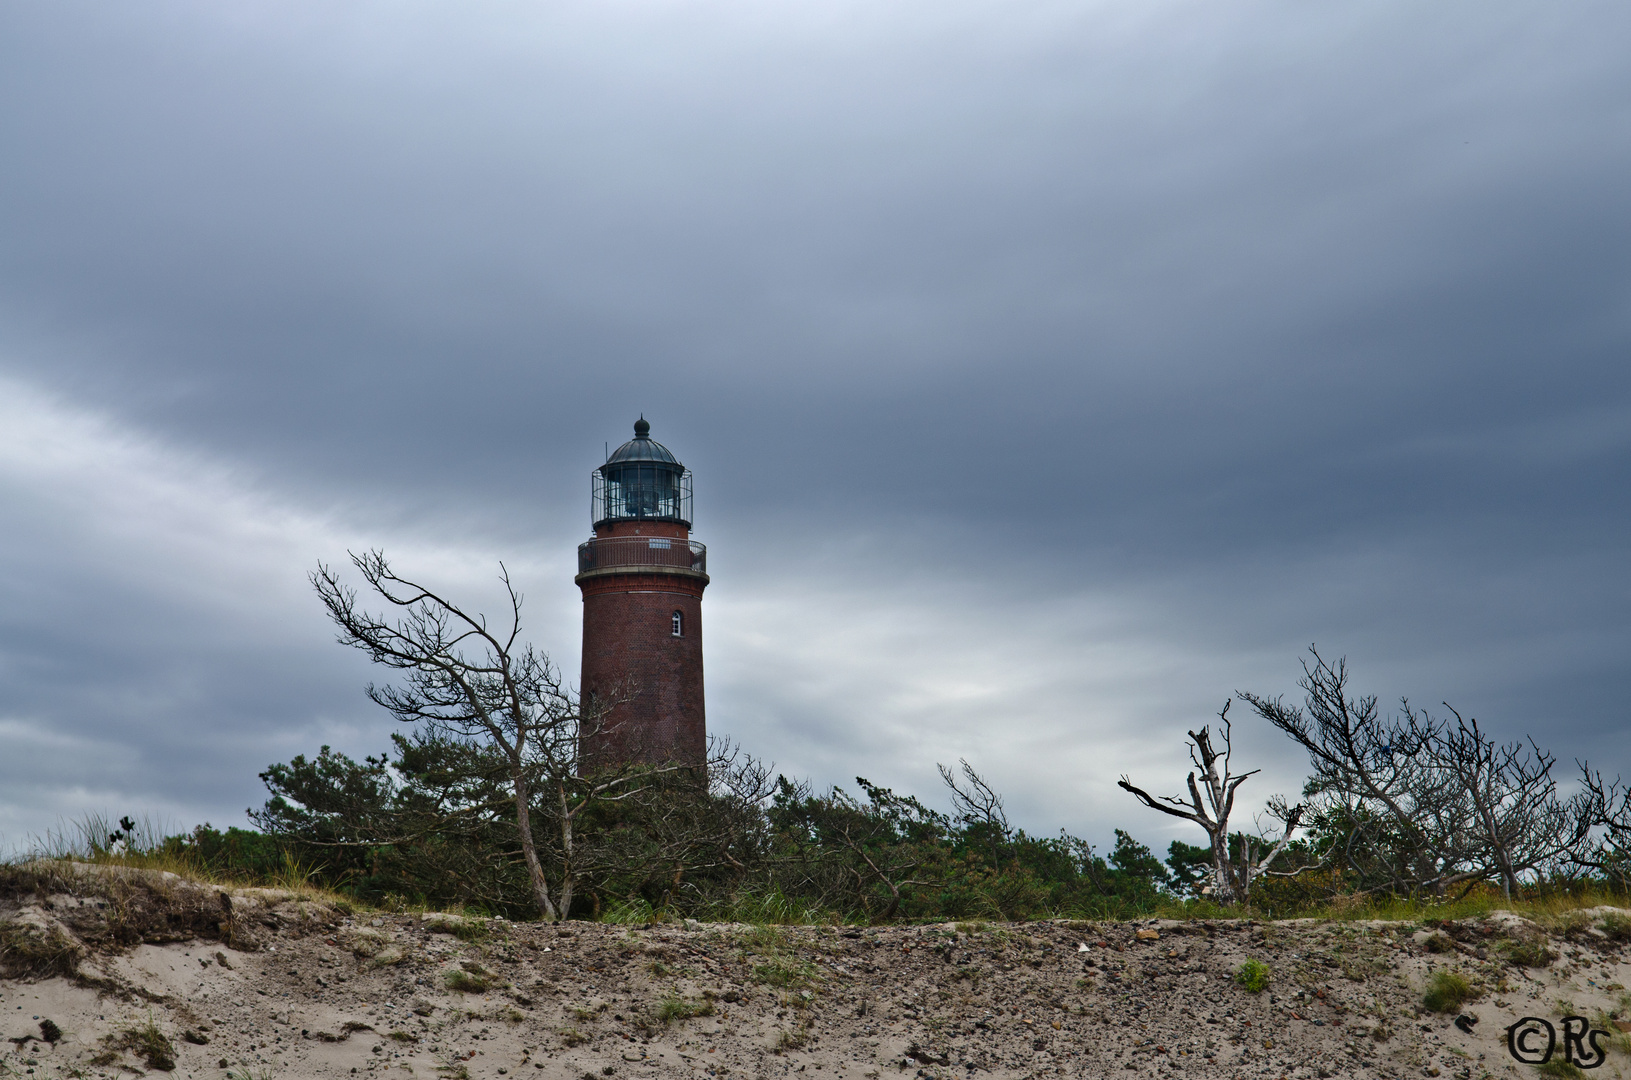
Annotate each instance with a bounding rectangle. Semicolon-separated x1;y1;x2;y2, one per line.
577;536;707;575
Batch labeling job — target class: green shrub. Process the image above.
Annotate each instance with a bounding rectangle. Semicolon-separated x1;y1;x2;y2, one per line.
1537;1058;1586;1078
1423;970;1474;1013
1235;959;1271;993
656;995;715;1024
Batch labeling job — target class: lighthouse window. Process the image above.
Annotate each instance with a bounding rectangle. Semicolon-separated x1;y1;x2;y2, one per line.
648;538;672;550
671;611;684;637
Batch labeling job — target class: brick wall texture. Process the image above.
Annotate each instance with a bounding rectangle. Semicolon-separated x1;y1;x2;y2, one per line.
578;568;706;768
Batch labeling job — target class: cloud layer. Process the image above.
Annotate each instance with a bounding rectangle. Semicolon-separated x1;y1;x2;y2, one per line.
1;0;1628;851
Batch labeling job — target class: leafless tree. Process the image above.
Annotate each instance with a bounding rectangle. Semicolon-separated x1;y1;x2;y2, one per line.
1435;706;1586;901
1571;765;1631;891
312;550;669;920
939;758;1011;867
1118;701;1304;904
1239;647;1593;899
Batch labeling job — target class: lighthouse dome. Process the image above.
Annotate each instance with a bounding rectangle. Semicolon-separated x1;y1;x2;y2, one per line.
604;417;682;467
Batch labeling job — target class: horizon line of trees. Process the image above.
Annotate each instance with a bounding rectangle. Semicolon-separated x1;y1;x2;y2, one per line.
81;552;1631;923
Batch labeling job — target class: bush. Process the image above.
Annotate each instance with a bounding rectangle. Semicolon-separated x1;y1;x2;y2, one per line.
1422;970;1474;1013
1235;959;1271;993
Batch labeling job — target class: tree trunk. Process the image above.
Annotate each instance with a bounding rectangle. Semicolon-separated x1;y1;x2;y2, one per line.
512;769;559;921
557;782;576;919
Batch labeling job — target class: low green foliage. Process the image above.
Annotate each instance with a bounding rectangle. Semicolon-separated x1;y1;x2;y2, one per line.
1235;958;1271;993
1423;970;1474;1013
424;914;489;941
1537;1058;1587;1078
656;995;715;1024
445;964;494;994
1501;937;1557;968
753;958;816;988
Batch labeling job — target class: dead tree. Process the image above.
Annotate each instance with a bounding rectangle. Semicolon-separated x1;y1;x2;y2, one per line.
1118;701;1304;904
1239;649;1462;896
1241;647;1592;899
1435;706;1585;901
312;550;667;921
1571;765;1631;891
939;758;1012;868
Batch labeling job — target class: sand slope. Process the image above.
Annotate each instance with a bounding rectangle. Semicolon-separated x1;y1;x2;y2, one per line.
3;867;1630;1079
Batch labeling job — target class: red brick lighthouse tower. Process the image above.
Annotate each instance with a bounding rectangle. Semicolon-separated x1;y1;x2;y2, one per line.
576;418;708;767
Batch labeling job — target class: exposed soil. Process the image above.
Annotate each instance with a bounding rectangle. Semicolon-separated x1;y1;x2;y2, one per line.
3;864;1631;1080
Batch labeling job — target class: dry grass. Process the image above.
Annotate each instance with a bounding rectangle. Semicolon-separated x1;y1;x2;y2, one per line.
0;920;83;977
101;1017;177;1071
1285;885;1631;925
0;857;356;957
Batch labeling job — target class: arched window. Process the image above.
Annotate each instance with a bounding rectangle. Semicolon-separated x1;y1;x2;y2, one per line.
671;610;684;637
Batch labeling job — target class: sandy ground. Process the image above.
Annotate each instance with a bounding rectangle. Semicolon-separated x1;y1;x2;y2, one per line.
3;873;1631;1080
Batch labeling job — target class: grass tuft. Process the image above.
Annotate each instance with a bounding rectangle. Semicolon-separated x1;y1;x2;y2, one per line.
656;995;715;1024
1423;970;1475;1013
424;914;489;941
445;964;494;994
105;1017;177;1071
1235;958;1271;993
1421;931;1456;953
1501;937;1557;968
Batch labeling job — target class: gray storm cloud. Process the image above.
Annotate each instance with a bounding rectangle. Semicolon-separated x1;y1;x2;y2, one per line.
0;0;1627;850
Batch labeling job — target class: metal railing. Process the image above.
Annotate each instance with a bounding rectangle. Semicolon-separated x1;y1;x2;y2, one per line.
577;536;707;575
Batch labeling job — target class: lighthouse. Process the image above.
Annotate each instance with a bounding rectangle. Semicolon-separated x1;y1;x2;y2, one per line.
576;418;708;768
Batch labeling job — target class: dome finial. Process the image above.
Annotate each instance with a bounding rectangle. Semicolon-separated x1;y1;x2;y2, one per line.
633;416;650;438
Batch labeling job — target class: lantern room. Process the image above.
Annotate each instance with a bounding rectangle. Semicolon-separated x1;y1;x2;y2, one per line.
591;417;693;530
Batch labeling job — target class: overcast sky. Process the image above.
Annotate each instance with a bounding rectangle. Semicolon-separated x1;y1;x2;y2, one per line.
1;0;1627;855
